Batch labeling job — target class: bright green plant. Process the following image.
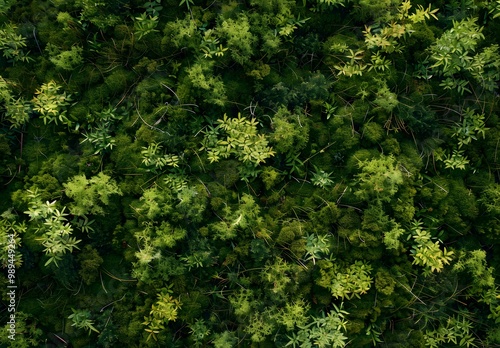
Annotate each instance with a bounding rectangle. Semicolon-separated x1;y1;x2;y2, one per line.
479;184;500;215
0;23;32;63
208;193;262;240
63;173;123;216
200;29;228;59
68;308;99;335
163;173;188;192
212;331;238;348
244;309;276;343
362;1;438;52
408;220;454;275
48;45;84;71
175;184;207;223
0;0;15;15
310;165;334;189
423;314;477;348
278;299;310;332
56;11;75;27
229;289;255;318
81;107;122;155
383;221;405;250
270;107;309;154
323;100;337;119
24;190;81;267
333;49;367;77
143;287;182;341
452;108;488;148
439;77;471;95
1;77;31;128
200;113;275;166
164;16;198;49
0;75;9;101
133;185;174;221
277;15;310;37
0;312;43;347
453;250;497;301
429;17;500;93
260;166;281;190
134;13;159;40
4;97;32;128
180;250;211;271
333;0;438;76
81;123;115;155
133;233;157;266
133;221;187;276
303;233;330;264
285;305;349;348
217;15;256;65
261;257;298;301
490;0;500;18
38;208;81;267
317;260;373;299
469;44;500;92
330;0;439;80
189;319;211;347
354;155;404;203
368;51;391;71
0;79;32;127
141;142;179;172
32;81;72;126
185;62;227;106
238;163;263;182
430;17;483;74
373;82;399;113
441;149;470;170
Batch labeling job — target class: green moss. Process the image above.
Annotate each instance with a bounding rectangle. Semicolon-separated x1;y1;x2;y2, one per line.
260;166;282;190
332;125;360;152
104;68;136;95
0;1;499;346
276;220;303;244
381;137;401;155
345;149;379;173
362;121;384;144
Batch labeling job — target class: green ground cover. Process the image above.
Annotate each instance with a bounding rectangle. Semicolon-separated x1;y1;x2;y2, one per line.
2;0;500;346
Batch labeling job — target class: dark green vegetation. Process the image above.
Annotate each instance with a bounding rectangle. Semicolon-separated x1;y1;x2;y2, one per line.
1;0;500;346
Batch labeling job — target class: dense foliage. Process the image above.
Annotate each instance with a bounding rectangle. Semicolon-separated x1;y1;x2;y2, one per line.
1;0;500;347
